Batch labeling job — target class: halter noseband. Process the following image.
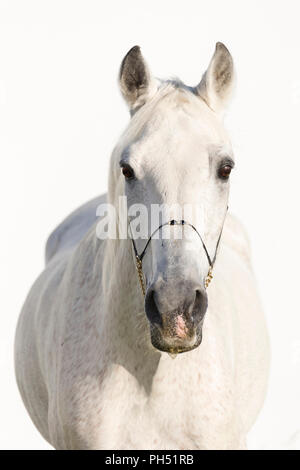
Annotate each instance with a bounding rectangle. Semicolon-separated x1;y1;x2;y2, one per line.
129;207;228;296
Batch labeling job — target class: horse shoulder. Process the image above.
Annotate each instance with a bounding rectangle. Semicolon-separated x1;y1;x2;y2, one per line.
14;253;69;446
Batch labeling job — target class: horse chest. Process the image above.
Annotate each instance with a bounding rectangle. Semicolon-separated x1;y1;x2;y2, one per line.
71;354;238;450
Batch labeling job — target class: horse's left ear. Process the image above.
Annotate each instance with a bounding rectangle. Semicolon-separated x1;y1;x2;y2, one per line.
119;45;157;112
196;42;235;116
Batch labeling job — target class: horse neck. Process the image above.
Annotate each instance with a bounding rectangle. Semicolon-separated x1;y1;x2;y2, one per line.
99;234;151;352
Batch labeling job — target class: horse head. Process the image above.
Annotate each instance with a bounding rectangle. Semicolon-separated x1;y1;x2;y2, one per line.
112;43;235;353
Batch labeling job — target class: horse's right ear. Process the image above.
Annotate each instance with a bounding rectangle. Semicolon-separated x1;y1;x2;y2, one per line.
119;46;157;112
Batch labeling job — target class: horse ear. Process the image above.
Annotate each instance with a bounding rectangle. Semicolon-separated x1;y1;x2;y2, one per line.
119;46;157;112
196;42;235;116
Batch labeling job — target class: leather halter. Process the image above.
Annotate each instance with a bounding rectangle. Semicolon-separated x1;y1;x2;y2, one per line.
128;207;228;296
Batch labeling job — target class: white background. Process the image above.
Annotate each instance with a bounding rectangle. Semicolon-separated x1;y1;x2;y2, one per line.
0;0;299;450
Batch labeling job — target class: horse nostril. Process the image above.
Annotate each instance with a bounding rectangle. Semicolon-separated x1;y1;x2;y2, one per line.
145;285;207;329
145;289;162;326
192;289;208;323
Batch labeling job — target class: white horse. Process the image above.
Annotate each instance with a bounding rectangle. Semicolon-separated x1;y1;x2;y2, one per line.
15;43;270;450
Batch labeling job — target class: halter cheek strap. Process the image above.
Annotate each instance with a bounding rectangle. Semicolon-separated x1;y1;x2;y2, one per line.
128;207;228;296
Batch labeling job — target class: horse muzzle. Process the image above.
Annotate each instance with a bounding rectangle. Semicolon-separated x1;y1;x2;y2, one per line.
145;280;208;353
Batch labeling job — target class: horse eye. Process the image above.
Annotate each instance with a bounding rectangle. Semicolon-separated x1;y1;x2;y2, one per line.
122;165;135;180
218;165;232;180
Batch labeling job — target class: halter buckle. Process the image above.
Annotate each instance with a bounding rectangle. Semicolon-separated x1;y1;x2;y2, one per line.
205;267;213;289
135;256;146;297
